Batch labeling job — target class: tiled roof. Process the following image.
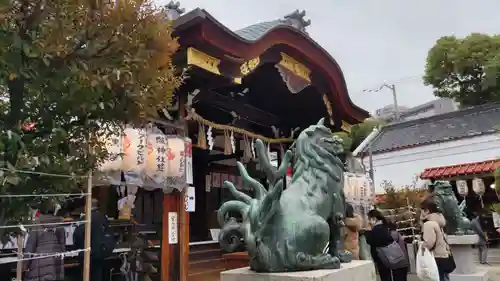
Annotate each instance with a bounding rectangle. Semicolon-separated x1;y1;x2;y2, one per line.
420;159;500;179
234;21;283;41
364;102;500;154
234;10;310;41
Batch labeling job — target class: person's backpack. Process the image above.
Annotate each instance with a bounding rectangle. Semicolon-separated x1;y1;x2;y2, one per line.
72;220;116;259
100;227;116;258
376;229;409;270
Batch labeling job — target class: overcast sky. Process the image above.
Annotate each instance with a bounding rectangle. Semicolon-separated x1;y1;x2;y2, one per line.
156;0;500;113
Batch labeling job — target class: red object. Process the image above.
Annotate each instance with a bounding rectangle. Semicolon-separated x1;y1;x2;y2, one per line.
35;210;40;217
167;148;175;160
420;159;500;179
286;167;292;177
22;122;36;131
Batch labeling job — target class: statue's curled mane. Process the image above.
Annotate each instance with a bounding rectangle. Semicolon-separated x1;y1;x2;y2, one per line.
291;124;345;184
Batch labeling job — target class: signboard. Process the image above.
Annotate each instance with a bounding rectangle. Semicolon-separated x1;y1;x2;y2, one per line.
185;138;193;185
493;212;500;228
168;212;178;244
185;186;195;212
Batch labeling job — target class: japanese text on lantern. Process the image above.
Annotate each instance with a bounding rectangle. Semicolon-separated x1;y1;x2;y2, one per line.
137;131;145;166
109;135;121;162
156;136;166;173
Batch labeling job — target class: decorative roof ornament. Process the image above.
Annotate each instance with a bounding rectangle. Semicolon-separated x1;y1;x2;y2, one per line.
282;10;311;33
165;1;185;21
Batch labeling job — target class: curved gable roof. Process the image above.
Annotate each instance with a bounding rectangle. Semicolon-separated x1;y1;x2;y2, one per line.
173;9;369;122
234;21;283;41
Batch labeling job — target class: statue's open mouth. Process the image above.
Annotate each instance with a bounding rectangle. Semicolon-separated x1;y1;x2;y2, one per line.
320;137;335;144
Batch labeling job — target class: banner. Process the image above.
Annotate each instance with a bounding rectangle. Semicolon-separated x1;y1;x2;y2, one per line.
185;138;193;185
165;136;186;191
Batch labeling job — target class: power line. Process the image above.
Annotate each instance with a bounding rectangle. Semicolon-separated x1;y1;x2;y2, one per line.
0;167;88;179
350;75;423;97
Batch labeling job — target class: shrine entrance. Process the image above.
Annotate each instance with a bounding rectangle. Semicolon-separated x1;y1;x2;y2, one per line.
162;5;369;281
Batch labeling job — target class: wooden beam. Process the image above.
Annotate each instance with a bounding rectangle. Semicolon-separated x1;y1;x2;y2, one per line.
207;152;242;163
195;89;280;127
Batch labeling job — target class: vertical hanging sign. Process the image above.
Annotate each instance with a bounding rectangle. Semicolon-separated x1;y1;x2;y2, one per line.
185;138;193;185
184;186;195;212
168;212;178;244
165;136;186;191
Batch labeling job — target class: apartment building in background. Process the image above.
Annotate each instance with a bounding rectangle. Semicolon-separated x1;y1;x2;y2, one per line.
374;98;458;122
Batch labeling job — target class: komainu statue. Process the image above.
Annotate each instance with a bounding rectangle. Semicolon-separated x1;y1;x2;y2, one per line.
429;181;470;234
217;119;351;272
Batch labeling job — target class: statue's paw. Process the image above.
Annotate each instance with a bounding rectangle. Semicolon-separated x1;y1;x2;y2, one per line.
322;254;341;269
338;250;353;263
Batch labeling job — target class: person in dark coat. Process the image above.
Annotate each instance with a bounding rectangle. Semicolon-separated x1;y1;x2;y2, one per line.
23;213;66;281
388;222;409;281
74;199;109;281
365;209;407;281
470;213;488;264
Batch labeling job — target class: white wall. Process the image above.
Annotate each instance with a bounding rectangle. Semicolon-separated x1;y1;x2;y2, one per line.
360;134;500;194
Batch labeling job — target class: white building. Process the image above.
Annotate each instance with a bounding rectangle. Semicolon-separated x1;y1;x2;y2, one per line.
358;102;500;194
374;98;458;123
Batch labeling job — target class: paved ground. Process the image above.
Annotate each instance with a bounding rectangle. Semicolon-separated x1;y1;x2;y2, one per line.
403;265;499;281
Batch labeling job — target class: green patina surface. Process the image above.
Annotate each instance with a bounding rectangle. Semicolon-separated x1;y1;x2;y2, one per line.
217;119;352;272
430;181;471;235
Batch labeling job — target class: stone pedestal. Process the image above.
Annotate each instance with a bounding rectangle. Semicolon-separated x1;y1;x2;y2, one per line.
447;235;488;281
220;260;376;281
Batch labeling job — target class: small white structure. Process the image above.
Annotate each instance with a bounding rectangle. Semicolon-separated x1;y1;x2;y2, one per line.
356;102;500;193
344;172;374;215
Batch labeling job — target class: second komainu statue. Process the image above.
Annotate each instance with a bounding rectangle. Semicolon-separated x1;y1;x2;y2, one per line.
217;119;352;272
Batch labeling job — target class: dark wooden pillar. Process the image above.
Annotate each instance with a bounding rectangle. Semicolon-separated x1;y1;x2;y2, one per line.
161;91;190;281
191;148;209;241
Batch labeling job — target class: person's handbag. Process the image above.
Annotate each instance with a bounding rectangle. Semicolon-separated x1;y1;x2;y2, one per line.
376;231;409;270
434;228;456;274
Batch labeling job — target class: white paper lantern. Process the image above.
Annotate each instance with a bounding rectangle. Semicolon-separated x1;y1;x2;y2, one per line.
145;130;167;187
96;124;123;185
456;180;468;196
472;177;485;196
98;128;122;172
122;127;146;186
